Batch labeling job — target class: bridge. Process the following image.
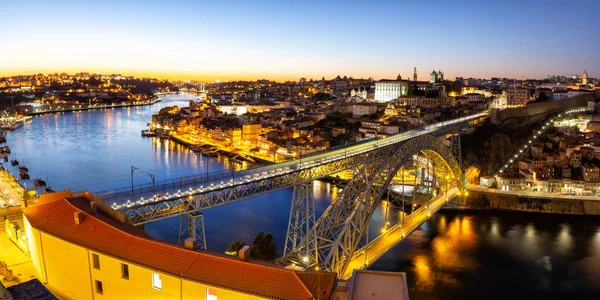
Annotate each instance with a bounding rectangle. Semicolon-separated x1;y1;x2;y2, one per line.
93;112;486;276
341;187;459;279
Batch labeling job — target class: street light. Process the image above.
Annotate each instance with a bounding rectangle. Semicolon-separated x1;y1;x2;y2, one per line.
131;166;156;195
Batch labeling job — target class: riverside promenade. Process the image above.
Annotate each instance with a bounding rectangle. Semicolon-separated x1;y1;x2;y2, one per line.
462;185;600;215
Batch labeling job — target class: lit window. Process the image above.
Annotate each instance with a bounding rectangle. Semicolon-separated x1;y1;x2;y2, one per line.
152;273;162;290
95;280;103;294
93;253;100;270
121;263;129;280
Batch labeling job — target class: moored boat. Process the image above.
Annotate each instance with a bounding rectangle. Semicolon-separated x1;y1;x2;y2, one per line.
141;129;155;137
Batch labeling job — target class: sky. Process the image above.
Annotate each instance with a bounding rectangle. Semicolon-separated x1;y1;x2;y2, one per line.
1;0;599;82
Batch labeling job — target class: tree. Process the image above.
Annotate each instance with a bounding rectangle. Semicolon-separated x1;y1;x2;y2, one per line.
250;232;278;261
226;240;246;255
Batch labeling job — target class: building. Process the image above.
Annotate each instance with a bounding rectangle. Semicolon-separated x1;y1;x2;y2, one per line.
352;103;380;117
23;192;336;300
349;87;368;100
502;88;530;107
583;70;588;86
373;77;409;102
582;164;600;182
429;70;444;83
530;143;543;158
553;90;568;100
242;123;261;144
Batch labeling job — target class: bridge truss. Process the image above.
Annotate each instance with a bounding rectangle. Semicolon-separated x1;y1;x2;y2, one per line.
283;135;463;275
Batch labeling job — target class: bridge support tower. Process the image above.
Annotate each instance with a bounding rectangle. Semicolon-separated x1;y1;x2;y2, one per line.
178;211;207;250
283;182;317;269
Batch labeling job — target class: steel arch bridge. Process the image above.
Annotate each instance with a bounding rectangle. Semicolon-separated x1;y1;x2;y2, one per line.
282;134;463;276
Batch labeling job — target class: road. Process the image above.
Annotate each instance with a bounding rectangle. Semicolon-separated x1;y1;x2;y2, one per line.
468;184;600;201
0;170;24;207
341;188;459;279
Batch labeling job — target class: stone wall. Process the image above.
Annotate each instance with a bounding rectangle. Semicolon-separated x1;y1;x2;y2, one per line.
491;94;594;125
460;190;600;215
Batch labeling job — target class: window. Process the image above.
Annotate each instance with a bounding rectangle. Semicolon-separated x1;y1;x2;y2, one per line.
121;263;129;280
207;288;218;300
95;280;103;294
92;253;100;270
152;273;162;290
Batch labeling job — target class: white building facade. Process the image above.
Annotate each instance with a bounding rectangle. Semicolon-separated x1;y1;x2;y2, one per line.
374;80;409;102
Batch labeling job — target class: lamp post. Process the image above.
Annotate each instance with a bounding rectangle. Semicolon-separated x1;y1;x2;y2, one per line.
401;166;405;236
344;141;348;158
131;166;156;196
205;156;213;181
445;175;449;203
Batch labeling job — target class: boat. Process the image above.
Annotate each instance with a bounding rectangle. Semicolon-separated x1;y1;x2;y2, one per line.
34;179;47;187
0;131;5;143
0;146;10;153
45;187;55;193
2;120;24;131
11;160;18;166
18;166;28;172
20;172;29;180
141;129;155;137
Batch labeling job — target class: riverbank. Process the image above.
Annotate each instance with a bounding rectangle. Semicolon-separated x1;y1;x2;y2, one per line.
453;189;600;215
25;98;161;116
166;133;274;165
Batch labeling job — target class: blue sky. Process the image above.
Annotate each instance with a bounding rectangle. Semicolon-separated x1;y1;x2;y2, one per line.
1;0;598;81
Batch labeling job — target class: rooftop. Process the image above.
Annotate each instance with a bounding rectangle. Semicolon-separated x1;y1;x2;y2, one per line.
23;196;336;300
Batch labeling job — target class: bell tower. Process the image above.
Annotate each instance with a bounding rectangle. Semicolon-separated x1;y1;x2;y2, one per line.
413;67;417;82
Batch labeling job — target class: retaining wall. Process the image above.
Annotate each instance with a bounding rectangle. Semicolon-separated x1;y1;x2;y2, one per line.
491;94;594;124
460;190;600;215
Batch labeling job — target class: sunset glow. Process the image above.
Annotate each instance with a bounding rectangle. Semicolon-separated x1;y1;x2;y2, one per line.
2;0;599;81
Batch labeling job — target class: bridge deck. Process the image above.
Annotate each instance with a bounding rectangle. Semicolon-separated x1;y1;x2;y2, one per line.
99;113;484;212
341;188;459;279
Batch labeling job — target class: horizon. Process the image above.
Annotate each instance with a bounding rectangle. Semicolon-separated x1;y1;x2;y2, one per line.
0;69;592;83
1;0;599;82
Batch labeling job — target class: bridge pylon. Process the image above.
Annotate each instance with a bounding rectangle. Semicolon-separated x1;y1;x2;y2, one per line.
283;182;317;268
178;211;207;250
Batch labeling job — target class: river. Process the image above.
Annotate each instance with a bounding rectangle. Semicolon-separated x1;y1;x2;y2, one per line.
5;93;600;299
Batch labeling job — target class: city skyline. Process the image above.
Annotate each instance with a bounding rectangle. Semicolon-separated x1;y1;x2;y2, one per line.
1;0;599;81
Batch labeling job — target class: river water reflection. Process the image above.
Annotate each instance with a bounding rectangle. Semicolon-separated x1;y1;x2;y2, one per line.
6;93;600;299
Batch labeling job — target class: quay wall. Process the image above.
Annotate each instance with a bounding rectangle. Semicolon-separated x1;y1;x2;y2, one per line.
18;99;161;116
490;94;593;125
456;190;600;215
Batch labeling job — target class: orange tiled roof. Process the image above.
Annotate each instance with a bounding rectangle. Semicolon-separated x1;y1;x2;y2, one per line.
23;198;335;300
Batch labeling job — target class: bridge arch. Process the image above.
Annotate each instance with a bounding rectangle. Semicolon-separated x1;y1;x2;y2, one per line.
285;134;463;276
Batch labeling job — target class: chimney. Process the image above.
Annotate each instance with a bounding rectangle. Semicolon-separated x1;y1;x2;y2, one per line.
74;211;84;225
90;201;98;215
184;238;197;251
238;245;251;261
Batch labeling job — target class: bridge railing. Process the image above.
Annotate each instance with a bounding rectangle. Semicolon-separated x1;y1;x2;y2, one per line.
94;167;266;201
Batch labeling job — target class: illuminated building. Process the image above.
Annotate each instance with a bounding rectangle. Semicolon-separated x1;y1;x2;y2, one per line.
582;70;588;86
373;76;409;102
22;192;336;300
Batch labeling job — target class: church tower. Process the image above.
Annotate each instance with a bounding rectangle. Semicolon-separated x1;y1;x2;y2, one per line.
413;67;417;82
582;70;588;85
